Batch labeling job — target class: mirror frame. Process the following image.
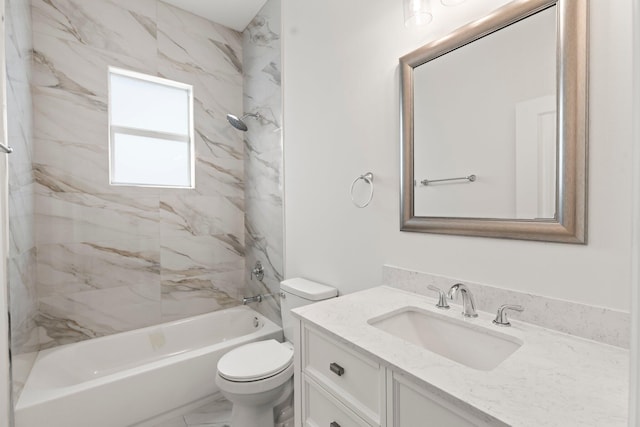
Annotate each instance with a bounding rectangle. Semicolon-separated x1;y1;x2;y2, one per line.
400;0;588;244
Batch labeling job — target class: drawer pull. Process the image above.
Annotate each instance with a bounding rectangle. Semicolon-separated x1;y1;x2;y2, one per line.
329;362;345;376
330;422;341;427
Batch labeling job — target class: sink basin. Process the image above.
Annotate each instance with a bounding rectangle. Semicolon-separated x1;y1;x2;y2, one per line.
368;306;523;371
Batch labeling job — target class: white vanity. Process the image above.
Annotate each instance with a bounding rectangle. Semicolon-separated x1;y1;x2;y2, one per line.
291;286;628;427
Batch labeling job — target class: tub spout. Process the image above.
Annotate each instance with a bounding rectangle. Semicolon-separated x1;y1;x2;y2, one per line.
242;295;263;305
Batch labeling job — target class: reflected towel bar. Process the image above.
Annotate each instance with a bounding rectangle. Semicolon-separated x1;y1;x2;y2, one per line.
0;143;13;154
420;174;476;186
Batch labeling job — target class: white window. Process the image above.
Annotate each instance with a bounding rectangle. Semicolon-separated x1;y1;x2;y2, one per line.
108;67;194;188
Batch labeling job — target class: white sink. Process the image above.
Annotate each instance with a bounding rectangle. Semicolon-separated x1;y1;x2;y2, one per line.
368;306;523;371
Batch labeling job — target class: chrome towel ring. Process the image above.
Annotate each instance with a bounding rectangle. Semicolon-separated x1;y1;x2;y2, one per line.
350;172;374;208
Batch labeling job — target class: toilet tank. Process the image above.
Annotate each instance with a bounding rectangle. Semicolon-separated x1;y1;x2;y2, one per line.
280;278;337;342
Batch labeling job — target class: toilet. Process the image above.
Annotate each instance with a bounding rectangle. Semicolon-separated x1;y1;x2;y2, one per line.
216;278;338;427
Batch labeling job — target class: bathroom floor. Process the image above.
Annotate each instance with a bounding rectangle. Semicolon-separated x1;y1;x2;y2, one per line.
151;396;232;427
150;394;294;427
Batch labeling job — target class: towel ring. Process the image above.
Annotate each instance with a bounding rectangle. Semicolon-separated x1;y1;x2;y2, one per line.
350;172;374;208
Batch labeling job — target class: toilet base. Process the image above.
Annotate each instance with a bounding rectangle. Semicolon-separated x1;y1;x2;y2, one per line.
222;377;293;427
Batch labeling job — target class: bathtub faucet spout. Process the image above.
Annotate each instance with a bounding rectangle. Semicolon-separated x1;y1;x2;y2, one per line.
242;295;263;305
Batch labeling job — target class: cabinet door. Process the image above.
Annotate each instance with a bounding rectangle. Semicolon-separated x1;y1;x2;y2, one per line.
389;373;484;427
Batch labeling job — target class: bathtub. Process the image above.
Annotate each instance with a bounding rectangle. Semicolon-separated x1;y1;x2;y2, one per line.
14;306;282;427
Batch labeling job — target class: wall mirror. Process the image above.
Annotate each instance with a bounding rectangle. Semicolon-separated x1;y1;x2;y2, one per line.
400;0;587;243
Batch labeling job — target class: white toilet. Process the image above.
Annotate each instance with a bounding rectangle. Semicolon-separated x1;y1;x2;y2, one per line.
216;278;337;427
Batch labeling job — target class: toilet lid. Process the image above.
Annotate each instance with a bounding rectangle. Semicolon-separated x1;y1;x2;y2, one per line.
218;339;293;382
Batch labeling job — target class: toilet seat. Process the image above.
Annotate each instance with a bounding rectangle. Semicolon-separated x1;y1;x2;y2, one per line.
218;339;293;382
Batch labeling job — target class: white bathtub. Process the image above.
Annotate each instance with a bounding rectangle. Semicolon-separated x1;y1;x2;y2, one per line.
14;306;282;427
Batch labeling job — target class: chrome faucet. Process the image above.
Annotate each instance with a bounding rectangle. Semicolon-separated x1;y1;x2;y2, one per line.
493;304;524;327
427;285;450;310
242;294;263;305
447;283;478;318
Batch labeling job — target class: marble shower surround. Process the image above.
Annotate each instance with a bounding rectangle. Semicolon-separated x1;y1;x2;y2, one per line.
243;0;284;326
6;0;38;399
31;0;247;348
383;265;630;348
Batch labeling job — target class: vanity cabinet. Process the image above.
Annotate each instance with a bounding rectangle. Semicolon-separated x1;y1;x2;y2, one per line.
300;325;386;426
296;323;499;427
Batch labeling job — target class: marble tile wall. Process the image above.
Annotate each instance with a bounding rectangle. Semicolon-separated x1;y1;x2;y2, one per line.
31;0;247;348
242;0;283;325
5;0;38;399
383;265;631;348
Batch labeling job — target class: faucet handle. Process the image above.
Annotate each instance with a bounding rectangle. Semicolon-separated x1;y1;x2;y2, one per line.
427;285;450;310
493;304;524;327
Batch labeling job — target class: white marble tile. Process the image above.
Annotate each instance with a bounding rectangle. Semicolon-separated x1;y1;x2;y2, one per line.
242;0;283;327
8;183;35;257
11;351;38;402
382;265;631;348
160;194;243;239
8;249;39;355
5;0;33;85
161;270;243;322
157;1;245;196
151;395;233;427
33;32;157;98
6;0;39;403
6;80;35;193
36;238;160;297
26;0;249;352
182;396;232;425
193;152;244;199
35;189;160;244
158;2;242;76
160;235;244;320
161;235;244;271
31;0;157;60
33;86;107;144
33;137;111;195
38;285;162;348
157;61;244;168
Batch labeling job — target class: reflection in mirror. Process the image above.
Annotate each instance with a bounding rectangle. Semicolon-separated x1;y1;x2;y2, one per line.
413;6;556;219
400;0;588;243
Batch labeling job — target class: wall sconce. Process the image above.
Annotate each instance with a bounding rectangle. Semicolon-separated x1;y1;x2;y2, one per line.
404;0;467;27
403;0;433;27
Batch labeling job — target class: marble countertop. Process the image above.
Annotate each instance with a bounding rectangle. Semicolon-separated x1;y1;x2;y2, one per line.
292;286;629;427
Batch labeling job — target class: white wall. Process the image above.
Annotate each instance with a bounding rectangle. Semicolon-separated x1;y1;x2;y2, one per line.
283;0;633;312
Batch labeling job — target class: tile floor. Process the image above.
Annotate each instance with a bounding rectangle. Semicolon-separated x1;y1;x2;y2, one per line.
151;395;232;427
150;393;294;427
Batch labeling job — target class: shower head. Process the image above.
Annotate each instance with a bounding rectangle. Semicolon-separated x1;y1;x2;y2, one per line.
226;113;262;132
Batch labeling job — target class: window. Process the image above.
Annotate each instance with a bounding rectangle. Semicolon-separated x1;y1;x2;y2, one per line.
108;68;194;188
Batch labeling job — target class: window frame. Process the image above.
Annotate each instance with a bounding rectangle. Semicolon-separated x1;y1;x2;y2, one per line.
108;67;195;189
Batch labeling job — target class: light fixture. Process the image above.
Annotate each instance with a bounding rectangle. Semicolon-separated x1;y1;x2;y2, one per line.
441;0;466;5
403;0;433;27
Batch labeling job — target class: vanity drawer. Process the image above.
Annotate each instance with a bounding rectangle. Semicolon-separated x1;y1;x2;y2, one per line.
303;375;372;427
302;326;384;424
